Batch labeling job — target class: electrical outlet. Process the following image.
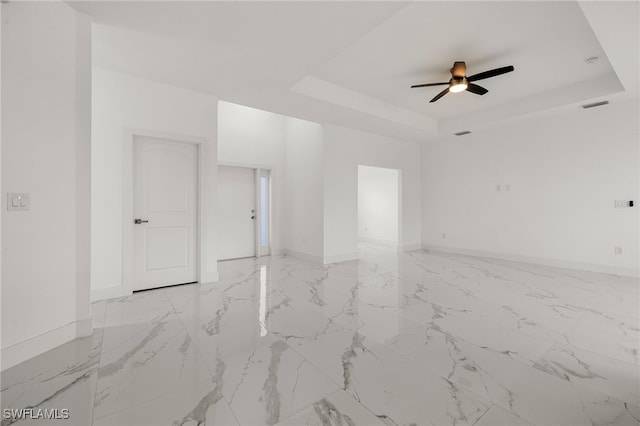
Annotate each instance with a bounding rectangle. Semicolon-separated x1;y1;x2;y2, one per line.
614;246;623;255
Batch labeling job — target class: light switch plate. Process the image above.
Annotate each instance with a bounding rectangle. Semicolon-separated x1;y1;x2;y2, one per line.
7;193;30;211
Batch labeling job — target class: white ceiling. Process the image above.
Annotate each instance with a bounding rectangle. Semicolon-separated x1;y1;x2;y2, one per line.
70;1;639;143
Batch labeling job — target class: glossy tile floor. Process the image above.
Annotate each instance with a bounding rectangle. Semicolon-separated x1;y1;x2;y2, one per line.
2;244;639;426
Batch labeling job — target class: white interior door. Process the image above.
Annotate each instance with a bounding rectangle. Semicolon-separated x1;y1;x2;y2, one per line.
133;136;198;291
218;166;256;260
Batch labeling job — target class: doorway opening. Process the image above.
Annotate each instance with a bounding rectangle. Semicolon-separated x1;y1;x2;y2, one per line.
357;165;400;254
217;165;271;260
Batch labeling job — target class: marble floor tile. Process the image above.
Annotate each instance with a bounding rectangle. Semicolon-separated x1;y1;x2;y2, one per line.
261;299;348;347
222;334;339;426
274;390;387;426
533;343;640;404
474;405;533;426
295;329;491;425
93;378;238;426
1;331;102;426
93;313;211;420
506;365;639;426
402;304;555;367
390;327;540;411
3;247;638;426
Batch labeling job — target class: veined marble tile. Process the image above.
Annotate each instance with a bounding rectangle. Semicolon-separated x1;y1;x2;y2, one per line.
561;311;640;366
325;299;421;344
106;290;173;310
474;405;533;426
506;363;640;426
274;390;387;426
222;334;339;425
389;327;538;411
93;377;238;426
401;304;555;367
4;247;638;426
295;330;491;425
103;290;175;328
483;303;582;346
261;298;347;347
175;296;270;367
1;331;102;426
93;312;211;420
161;281;206;309
534;343;640;404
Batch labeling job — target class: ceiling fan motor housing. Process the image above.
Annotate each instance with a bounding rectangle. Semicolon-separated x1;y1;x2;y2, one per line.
451;61;467;77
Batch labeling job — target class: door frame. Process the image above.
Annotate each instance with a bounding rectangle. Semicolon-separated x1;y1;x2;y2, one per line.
123;128;207;294
218;161;272;259
356;164;403;250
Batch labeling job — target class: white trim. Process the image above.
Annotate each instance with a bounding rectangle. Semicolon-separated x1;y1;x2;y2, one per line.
285;249;323;264
200;271;220;285
219;160;273;170
217;163;273;261
1;318;93;371
358;236;399;246
422;244;640;278
323;252;359;264
123;128;210;293
400;243;422;252
91;285;131;302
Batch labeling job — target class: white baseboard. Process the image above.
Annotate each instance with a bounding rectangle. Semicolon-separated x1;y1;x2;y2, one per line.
422;244;639;278
284;249;323;264
200;271;219;284
358;237;398;245
323;252;358;264
400;243;422;252
75;317;93;338
91;285;131;302
357;239;421;253
1;318;93;371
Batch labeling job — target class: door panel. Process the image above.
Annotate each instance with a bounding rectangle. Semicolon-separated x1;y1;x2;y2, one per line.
218;166;256;260
133;137;197;290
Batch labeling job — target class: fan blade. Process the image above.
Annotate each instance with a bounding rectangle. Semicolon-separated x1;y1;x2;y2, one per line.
451;61;466;78
466;83;488;95
429;87;450;103
467;65;514;82
411;82;449;88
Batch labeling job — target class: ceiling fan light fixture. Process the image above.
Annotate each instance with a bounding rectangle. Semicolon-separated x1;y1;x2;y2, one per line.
449;77;468;93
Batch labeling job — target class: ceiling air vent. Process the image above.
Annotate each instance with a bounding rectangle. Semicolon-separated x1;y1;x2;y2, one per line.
454;130;472;136
581;100;609;109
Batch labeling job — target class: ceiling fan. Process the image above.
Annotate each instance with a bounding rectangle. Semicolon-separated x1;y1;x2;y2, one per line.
411;61;514;103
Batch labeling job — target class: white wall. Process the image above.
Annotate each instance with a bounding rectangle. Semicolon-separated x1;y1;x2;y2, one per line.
1;2;92;369
217;101;287;255
358;166;399;243
284;118;324;261
91;68;219;298
422;99;640;276
323;124;422;263
218;102;326;262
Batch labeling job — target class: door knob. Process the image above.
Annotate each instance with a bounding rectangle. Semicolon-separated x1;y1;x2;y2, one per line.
134;218;149;224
